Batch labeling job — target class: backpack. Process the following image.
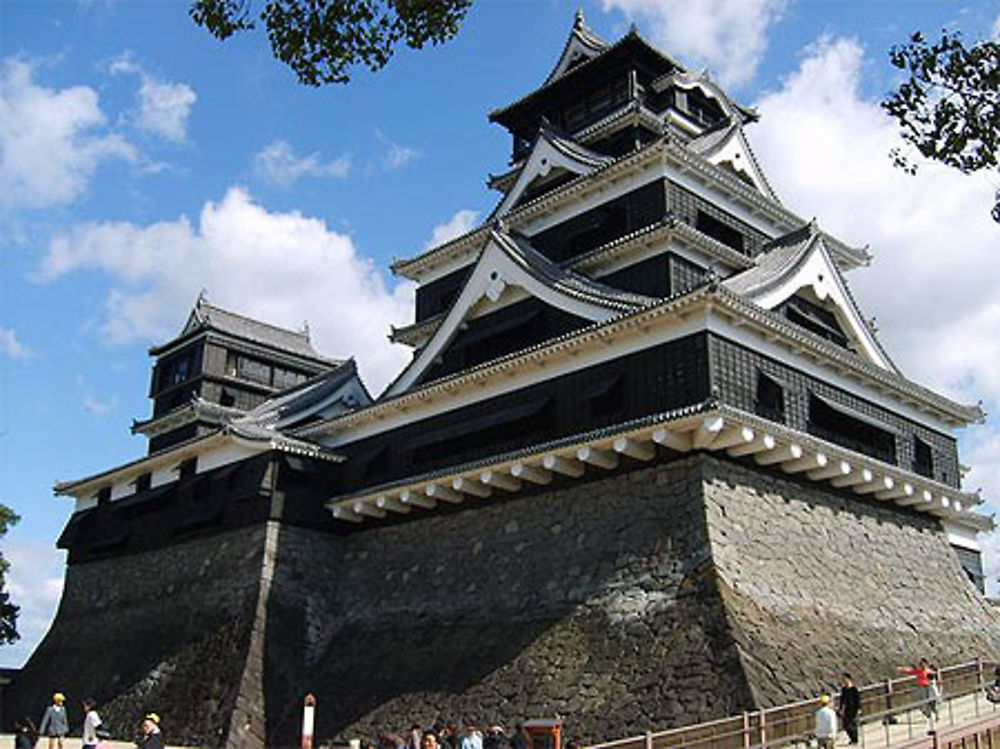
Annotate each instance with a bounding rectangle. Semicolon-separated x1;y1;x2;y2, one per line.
986;682;1000;704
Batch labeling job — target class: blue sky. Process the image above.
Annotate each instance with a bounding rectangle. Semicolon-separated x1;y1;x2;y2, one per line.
2;0;999;668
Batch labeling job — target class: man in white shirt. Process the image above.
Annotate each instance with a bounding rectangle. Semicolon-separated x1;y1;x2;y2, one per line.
815;694;838;749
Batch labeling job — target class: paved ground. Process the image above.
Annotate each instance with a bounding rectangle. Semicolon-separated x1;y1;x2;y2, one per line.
827;689;999;748
0;738;193;749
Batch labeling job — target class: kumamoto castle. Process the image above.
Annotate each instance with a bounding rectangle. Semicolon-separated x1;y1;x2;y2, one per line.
8;14;1000;749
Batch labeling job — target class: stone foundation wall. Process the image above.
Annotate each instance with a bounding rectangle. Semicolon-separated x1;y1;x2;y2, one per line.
701;457;1000;705
4;525;269;746
263;458;756;746
14;455;999;749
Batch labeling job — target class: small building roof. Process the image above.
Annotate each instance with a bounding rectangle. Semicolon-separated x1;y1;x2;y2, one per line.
150;295;342;366
489;27;683;128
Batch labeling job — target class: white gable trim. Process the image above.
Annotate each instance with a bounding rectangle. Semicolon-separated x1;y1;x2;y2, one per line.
748;240;893;370
384;236;629;397
495;134;609;217
545;20;607;84
702;128;776;201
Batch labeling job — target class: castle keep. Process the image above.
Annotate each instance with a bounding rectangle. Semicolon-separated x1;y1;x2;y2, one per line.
8;14;999;749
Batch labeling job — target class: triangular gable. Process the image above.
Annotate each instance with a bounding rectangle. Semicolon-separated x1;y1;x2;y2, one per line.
493;129;613;217
383;230;651;397
653;70;758;125
692;125;778;202
242;360;372;431
725;232;894;370
544;11;608;85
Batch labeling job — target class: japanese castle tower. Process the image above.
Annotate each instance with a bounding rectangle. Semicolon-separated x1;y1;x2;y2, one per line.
9;14;999;749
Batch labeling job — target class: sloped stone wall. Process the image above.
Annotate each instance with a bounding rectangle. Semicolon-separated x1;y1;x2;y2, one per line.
14;454;998;749
4;524;269;746
263;458;755;747
701;456;1000;706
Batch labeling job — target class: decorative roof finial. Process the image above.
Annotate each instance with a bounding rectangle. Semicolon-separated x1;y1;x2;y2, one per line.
196;287;209;306
574;8;586;29
301;320;311;338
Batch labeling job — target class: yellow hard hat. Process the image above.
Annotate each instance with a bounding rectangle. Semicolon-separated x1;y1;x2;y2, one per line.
145;713;160;725
53;693;65;703
818;695;830;705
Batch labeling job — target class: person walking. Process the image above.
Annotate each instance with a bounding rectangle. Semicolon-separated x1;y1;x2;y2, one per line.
838;673;861;745
14;717;38;749
137;713;164;749
460;722;483;749
81;698;103;749
898;659;936;734
39;692;70;749
815;695;838;749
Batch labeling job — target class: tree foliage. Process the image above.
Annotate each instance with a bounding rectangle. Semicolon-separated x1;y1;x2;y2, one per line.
190;0;472;86
0;503;20;645
882;29;1000;223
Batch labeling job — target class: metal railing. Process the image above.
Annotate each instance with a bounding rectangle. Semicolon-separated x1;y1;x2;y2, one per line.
584;660;1000;749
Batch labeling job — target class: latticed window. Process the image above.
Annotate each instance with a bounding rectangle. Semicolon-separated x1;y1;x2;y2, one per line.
807;393;896;465
754;372;785;424
913;436;934;478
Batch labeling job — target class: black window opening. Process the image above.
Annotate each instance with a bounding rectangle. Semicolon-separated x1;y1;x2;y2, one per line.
695;210;745;254
95;486;111;506
807;393;896;465
157;349;197;391
586;375;625;422
178;457;198;479
782;295;850;349
408;396;555;472
754;372;785;424
560;77;630;133
913;436;934;479
134;472;152;493
530;181;665;264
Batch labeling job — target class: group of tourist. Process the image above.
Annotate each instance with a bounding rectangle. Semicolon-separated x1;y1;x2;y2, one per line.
361;721;535;749
812;659;988;748
15;692;165;749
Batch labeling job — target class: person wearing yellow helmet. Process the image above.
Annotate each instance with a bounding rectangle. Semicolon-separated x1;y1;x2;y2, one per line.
38;692;69;749
138;712;165;749
814;694;838;749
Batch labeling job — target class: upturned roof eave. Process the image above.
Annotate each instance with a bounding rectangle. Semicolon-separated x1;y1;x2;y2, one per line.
488;30;685;126
54;425;343;498
300;282;980;441
393;136;869;282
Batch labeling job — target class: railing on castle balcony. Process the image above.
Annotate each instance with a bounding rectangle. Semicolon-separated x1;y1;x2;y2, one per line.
583;659;1000;749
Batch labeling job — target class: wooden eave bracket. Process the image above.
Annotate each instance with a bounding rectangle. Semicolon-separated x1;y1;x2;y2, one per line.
325;406;988;531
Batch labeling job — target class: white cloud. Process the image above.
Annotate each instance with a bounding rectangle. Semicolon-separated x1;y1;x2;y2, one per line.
749;36;1000;407
110;55;196;143
37;187;414;392
0;57;136;209
253;139;351;188
83;393;118;416
993;12;1000;39
425;209;479;250
2;539;66;668
963;433;1000;596
600;0;787;87
0;327;30;358
377;130;420;171
748;36;1000;593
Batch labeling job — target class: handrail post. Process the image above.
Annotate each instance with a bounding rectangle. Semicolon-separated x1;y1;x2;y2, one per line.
977;658;986;718
741;712;750;749
883;679;893;748
758;708;766;749
644;730;652;749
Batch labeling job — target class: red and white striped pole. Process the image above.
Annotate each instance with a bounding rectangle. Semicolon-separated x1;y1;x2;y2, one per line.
302;693;317;749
